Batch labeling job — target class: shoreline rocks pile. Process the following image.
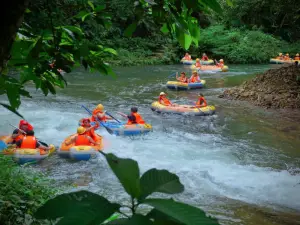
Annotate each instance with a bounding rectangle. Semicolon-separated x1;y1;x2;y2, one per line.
219;65;300;109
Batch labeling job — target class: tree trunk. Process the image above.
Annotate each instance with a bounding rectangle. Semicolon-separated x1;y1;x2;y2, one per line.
0;0;30;73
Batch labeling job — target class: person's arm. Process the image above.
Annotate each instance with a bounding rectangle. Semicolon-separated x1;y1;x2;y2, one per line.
65;136;76;145
87;136;99;145
11;129;20;139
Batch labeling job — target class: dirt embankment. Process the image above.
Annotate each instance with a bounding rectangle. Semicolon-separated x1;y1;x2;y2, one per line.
219;65;300;109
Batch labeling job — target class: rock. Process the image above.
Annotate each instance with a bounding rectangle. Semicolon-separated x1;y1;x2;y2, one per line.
221;65;300;109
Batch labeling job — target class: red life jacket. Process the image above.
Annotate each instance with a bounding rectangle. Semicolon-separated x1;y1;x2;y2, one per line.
91;109;106;122
180;77;188;83
195;62;201;68
20;136;37;149
202;56;208;61
75;134;91;146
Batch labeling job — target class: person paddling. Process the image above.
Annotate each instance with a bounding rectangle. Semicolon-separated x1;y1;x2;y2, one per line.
15;130;50;154
189;71;201;83
10;120;34;144
158;92;176;106
215;59;224;67
117;107;146;125
91;104;112;123
195;93;208;108
65;127;100;146
176;72;188;83
80;118;98;141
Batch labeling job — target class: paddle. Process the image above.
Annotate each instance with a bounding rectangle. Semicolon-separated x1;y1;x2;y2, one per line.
81;105;113;135
168;72;177;78
104;111;122;123
8;124;49;147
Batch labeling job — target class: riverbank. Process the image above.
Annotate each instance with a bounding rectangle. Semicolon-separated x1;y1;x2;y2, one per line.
219;65;300;112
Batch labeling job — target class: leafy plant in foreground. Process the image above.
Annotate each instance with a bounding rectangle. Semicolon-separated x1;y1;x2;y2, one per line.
35;153;219;225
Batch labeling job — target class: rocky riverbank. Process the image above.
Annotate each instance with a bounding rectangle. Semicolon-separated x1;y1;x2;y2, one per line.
219;65;300;109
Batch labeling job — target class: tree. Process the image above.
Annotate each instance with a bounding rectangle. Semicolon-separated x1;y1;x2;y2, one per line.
0;0;224;116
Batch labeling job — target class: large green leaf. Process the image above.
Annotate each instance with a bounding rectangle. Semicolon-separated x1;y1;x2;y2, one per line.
105;153;141;198
147;209;184;225
105;214;153;225
200;0;222;14
5;82;21;109
176;27;192;50
143;199;220;225
35;190;120;224
226;0;233;7
103;48;118;55
161;24;169;34
60;26;83;36
139;169;184;201
124;23;137;37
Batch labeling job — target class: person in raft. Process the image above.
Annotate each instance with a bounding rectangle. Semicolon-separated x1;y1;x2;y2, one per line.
182;53;192;61
176;72;188;83
195;93;207;108
284;53;290;60
189;71;201;83
201;53;209;61
276;53;284;60
294;53;299;60
15;130;51;154
194;58;201;68
9;120;34;144
65;126;100;146
117;107;145;125
215;59;224;67
158;92;177;106
80;118;98;141
91;104;112;122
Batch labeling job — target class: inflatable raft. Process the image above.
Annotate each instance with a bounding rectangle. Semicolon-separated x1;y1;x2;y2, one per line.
151;101;216;116
103;122;153;136
269;58;299;64
166;80;206;90
191;65;229;72
58;134;103;161
181;59;195;65
0;135;55;164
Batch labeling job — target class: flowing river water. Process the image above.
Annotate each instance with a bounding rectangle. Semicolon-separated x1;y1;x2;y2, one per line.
1;64;300;224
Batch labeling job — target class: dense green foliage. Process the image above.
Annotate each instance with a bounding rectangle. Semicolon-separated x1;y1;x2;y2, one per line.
0;155;55;224
35;153;220;224
218;0;300;42
197;25;282;64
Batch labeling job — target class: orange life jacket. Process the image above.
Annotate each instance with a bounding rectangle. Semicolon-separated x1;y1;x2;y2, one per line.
20;136;37;149
217;62;224;67
91;109;106;122
190;76;200;83
295;57;300;60
14;133;24;142
184;55;191;60
202;56;208;61
196;97;207;107
75;134;91;146
195;62;201;68
159;97;172;106
127;112;145;125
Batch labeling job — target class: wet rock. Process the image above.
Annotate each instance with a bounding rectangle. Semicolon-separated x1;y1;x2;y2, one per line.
220;65;300;109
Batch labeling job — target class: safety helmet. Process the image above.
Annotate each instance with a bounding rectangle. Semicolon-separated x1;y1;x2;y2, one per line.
77;126;86;134
220;59;224;62
279;53;282;56
160;92;166;96
196;58;200;61
296;53;299;56
286;53;289;56
96;104;104;110
82;118;90;123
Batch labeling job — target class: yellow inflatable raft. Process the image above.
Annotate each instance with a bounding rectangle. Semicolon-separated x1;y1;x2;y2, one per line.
58;134;103;161
269;58;299;64
191;65;229;72
151;101;216;116
166;80;206;90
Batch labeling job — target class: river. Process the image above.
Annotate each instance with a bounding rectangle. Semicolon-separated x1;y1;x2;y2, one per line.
1;64;300;225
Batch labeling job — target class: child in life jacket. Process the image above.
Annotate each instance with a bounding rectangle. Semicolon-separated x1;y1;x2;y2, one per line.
91;104;112;122
189;71;201;83
195;93;207;108
176;72;188;83
294;53;299;60
65;127;100;146
80;118;98;141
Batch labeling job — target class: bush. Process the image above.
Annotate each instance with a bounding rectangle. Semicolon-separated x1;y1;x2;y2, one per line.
196;25;282;64
0;155;56;225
